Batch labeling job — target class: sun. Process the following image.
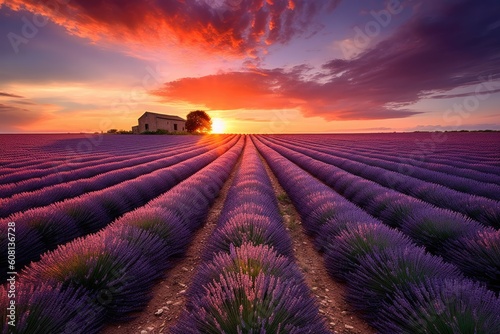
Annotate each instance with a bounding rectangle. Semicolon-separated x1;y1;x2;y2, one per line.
212;118;226;134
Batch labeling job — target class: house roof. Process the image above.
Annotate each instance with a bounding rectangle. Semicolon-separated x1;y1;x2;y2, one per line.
140;111;186;122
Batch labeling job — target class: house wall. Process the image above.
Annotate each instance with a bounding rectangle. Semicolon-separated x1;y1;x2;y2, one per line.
171;121;186;132
138;113;186;133
138;113;156;132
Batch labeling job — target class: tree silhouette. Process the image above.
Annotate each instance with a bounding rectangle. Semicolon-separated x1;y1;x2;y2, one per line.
185;110;212;133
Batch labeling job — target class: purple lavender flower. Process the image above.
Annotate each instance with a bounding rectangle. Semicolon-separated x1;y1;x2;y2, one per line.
325;223;413;282
444;228;500;291
172;272;328;334
203;213;293;261
376;278;500;333
347;246;462;321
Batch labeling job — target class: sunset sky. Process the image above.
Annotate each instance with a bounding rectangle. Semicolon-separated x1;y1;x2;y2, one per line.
0;0;499;133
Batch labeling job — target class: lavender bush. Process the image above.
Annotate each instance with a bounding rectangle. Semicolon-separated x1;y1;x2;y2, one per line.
376;278;500;333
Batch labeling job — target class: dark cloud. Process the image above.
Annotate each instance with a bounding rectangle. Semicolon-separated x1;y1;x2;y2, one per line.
320;0;500;104
430;88;500;99
1;0;340;57
0;92;24;98
9;100;36;105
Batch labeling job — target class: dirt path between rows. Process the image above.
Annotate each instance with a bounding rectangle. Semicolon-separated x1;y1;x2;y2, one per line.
101;152;243;334
259;153;376;334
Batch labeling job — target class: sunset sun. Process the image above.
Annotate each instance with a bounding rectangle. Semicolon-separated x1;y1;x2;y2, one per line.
212;118;226;134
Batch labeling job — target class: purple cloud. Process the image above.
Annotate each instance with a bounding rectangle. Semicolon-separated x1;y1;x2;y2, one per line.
320;0;500;104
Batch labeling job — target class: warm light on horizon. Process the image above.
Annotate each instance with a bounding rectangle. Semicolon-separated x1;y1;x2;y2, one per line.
212;118;226;134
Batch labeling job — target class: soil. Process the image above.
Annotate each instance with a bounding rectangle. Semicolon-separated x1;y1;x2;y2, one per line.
102;150;376;334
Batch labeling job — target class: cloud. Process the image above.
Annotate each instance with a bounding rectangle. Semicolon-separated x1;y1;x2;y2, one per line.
153;0;500;121
153;69;298;110
1;0;340;58
8;100;36;105
429;88;500;99
0;92;24;98
153;66;421;120
322;0;500;102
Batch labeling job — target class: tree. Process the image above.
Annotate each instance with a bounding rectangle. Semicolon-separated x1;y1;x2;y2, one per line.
185;110;212;133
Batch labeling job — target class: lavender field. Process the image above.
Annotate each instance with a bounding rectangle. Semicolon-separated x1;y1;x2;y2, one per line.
1;132;500;334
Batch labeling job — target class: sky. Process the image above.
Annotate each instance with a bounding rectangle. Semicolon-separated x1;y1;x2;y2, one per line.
0;0;499;134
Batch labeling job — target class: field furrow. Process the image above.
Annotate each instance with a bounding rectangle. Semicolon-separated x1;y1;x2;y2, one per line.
255;136;500;293
0;137;216;198
253;135;500;333
262;136;500;226
270;135;500;199
0;136;235;218
0;136;239;280
0;135;202;183
278;134;500;179
0;136;244;333
1;133;499;334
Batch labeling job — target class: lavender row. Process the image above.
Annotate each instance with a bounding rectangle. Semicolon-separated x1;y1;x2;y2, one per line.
0;136;234;218
0;133;194;169
263;137;500;228
270;136;500;201
278;133;500;186
0;137;213;198
253;136;500;333
0;135;226;193
203;139;292;261
0;136;229;206
258;137;500;292
0;136;240;281
309;133;500;165
286;134;500;185
0;135;204;184
0;136;244;334
172;139;328;333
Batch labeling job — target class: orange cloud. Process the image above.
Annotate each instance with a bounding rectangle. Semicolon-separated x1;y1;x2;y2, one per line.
152;66;421;120
153;70;299;110
1;0;340;57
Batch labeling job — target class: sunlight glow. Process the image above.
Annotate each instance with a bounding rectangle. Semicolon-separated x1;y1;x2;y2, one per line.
212;118;226;134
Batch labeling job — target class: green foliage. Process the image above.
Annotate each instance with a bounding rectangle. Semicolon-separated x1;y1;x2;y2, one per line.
107;129;133;134
142;129;170;135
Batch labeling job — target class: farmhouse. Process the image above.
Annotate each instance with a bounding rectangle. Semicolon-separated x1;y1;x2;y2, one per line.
133;112;186;133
